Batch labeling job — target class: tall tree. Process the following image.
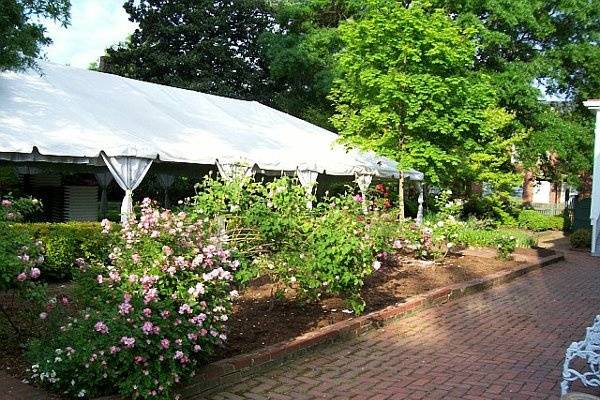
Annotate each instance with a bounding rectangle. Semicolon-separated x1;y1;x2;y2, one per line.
264;0;600;195
0;0;70;71
105;0;274;101
330;0;514;215
431;0;600;196
260;0;362;128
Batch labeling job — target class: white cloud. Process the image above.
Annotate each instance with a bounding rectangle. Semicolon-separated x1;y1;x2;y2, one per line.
42;0;136;68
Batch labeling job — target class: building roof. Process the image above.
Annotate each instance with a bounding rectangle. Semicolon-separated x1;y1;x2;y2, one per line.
0;62;422;180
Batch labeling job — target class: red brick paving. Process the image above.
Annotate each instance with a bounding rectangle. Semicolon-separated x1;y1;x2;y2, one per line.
199;249;600;400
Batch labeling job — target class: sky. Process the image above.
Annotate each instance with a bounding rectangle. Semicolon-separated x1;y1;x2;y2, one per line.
43;0;136;68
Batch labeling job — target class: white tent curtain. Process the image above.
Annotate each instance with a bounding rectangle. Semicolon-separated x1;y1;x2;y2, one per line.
355;172;373;213
101;154;153;224
416;181;424;225
156;173;175;209
297;168;319;209
216;160;253;182
94;171;113;218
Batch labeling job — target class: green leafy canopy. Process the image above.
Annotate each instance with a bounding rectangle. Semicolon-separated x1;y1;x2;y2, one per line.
0;0;70;71
330;1;514;189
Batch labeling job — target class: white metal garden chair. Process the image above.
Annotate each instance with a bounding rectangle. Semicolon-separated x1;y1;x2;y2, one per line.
562;315;600;396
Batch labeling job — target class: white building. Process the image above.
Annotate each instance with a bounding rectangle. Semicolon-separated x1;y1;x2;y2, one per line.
583;99;600;255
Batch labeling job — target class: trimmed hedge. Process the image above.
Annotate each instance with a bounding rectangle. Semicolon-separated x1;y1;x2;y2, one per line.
456;227;537;248
570;228;592;249
517;210;563;232
2;222;112;280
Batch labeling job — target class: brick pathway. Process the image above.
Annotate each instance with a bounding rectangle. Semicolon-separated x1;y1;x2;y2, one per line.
200;248;600;400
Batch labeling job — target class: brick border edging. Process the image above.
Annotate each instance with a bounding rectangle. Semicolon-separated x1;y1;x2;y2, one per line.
180;252;565;398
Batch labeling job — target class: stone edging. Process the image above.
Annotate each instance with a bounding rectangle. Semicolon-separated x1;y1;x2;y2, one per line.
180;252;565;398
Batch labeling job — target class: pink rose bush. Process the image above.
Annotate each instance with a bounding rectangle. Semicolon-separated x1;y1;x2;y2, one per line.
0;196;43;222
0;217;51;340
27;199;238;399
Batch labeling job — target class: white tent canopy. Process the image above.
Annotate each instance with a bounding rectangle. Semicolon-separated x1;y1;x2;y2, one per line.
0;62;423;180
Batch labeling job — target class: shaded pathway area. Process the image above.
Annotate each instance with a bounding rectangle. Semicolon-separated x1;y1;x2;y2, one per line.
200;246;600;400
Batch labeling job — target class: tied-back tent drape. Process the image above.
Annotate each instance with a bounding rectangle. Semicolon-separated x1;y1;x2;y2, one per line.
101;154;153;223
297;166;319;209
94;171;113;217
0;62;424;221
156;173;175;209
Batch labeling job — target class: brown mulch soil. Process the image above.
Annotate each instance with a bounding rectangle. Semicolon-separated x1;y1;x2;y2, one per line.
0;247;555;383
215;247;552;360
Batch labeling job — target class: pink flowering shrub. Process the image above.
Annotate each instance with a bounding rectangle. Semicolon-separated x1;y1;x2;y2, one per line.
27;199;237;399
0;195;43;222
0;225;48;337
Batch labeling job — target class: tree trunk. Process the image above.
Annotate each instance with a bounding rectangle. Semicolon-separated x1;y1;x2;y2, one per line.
580;171;593;199
522;170;534;206
398;173;405;220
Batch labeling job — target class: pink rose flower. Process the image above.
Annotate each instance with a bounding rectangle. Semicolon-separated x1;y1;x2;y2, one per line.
160;338;170;349
120;336;135;348
118;302;133;315
178;304;192;314
141;321;154;335
174;350;189;364
144;288;158;304
30;267;40;279
16;272;27;282
94;321;109;334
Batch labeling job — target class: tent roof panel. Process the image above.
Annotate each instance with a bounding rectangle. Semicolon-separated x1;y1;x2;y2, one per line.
0;62;423;180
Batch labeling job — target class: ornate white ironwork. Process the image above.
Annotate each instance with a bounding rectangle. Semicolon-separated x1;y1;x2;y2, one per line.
561;315;600;395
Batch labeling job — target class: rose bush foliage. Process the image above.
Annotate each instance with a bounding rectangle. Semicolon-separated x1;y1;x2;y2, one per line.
0;195;43;222
27;199;238;399
190;176;383;314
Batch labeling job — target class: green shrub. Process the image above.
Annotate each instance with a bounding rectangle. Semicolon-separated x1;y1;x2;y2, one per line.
3;222;112;280
1;195;43;222
570;228;592;249
517;210;563;231
297;205;377;313
187;176;385;314
26;200;236;400
462;195;521;227
456;227;537;248
0;222;49;337
496;235;517;260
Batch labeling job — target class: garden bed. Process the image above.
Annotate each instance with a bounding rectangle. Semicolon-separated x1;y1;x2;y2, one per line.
0;247;556;390
212;247;553;361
